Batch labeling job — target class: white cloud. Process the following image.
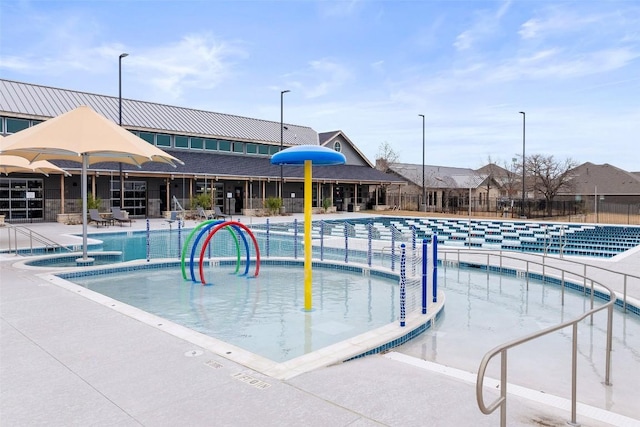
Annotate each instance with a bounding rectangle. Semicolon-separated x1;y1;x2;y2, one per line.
518;5;631;41
285;59;352;99
316;0;364;18
453;0;512;51
133;34;245;99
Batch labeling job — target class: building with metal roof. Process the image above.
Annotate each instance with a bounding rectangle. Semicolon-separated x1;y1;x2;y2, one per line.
0;79;405;222
383;162;503;213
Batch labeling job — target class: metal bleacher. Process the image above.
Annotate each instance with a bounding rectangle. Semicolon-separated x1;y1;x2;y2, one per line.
314;217;640;258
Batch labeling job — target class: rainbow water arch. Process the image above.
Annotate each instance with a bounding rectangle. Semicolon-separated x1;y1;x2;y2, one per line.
180;220;260;285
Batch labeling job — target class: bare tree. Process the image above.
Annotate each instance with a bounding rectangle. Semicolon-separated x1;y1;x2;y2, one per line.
526;154;578;216
375;141;399;172
476;156;504;211
501;157;520;203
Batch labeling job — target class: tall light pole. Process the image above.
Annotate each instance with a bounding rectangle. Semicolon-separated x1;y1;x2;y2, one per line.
519;111;526;218
419;114;425;212
280;89;290;200
118;53;128;209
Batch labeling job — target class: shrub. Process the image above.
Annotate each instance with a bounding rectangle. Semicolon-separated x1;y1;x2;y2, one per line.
192;193;212;209
85;192;101;211
264;197;282;215
322;198;332;212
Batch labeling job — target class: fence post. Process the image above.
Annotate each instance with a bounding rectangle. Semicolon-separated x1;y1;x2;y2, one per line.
432;234;438;302
146;218;150;262
367;221;372;267
391;225;396;271
320;221;324;261
294;218;298;259
266;218;270;258
411;225;416;276
178;219;182;258
344;221;349;264
422;238;427;314
400;243;406;327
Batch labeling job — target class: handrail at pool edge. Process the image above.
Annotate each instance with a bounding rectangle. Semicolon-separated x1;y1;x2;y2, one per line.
466;251;618;426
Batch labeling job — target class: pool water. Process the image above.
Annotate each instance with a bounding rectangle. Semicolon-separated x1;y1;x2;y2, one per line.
395;266;640;418
70;264;409;363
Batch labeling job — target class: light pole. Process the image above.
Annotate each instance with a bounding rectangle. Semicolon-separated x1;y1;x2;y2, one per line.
118;53;128;209
519;111;526;218
280;89;290;200
419;114;425;212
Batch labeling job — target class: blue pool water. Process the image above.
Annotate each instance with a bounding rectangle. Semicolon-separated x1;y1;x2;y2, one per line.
67;263;408;362
75;218;640;265
396;265;640;419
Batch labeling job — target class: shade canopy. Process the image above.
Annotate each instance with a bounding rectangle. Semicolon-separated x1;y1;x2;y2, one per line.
0;105;182;167
1;105;183;261
0;155;71;176
0;135;70;176
270;145;346;166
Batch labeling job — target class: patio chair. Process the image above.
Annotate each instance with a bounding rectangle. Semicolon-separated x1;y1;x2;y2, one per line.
165;211;178;228
196;206;213;220
89;209;109;227
213;206;229;219
111;207;132;227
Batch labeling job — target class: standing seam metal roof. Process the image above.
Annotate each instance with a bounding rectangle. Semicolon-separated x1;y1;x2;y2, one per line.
0;79;318;146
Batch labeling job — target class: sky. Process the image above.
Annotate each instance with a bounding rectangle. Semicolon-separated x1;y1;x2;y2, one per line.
1;0;639;172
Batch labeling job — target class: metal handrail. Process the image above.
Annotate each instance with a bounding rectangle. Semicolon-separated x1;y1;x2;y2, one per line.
437;248;619;427
476;290;614;426
4;224;73;254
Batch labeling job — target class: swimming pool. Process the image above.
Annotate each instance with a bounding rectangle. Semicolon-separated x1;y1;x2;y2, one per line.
395;265;640;420
66;262;411;363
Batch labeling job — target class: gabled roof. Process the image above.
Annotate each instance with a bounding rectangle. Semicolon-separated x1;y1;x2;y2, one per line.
319;130;374;168
0;79;317;146
388;163;484;189
52;149;406;184
566;162;640;195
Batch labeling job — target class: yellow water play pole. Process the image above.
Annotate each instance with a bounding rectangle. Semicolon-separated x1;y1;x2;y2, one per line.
304;159;312;311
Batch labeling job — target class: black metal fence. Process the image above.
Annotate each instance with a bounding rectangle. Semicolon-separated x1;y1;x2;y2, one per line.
384;193;640;225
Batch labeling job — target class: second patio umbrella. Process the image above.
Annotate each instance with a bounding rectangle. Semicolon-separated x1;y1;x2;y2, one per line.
0;135;70;176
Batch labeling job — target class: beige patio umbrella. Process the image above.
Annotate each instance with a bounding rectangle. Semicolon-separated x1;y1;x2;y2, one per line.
1;135;71;176
1;105;183;261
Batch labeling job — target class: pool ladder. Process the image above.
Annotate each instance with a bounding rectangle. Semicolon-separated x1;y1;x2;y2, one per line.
2;224;73;255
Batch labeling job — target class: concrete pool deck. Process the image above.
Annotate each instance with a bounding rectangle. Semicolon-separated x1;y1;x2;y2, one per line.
1;214;640;426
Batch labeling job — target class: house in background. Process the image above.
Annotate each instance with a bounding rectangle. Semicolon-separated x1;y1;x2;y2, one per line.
381;162;503;213
557;162;640;222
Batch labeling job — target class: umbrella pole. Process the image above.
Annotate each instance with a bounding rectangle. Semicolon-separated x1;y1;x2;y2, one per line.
82;155;88;260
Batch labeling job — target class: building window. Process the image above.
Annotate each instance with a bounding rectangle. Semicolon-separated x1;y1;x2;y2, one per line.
0;178;44;221
246;144;257;154
334;140;342;152
233;142;244;153
218;140;231;152
258;145;270;155
139;132;154;144
268;146;280;155
156;134;171;147
6;118;30;134
205;139;217;151
175;135;189;148
190;137;203;149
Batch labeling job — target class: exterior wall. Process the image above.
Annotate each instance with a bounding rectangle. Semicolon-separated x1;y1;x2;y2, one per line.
324;136;369;166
